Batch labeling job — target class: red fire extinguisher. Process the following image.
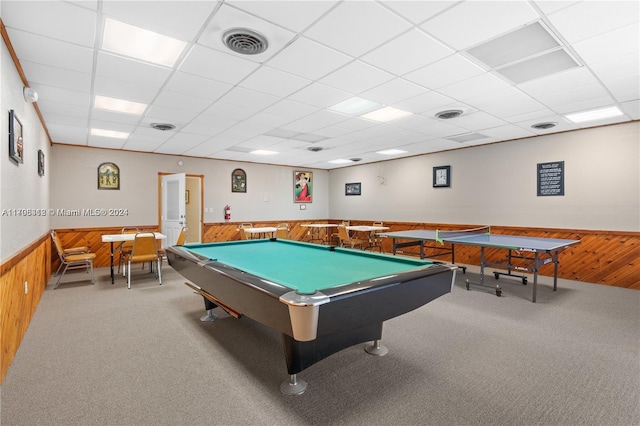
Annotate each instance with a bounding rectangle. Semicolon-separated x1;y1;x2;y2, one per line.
224;205;231;221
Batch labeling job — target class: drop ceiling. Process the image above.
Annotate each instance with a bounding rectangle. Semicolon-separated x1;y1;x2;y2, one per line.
2;1;638;169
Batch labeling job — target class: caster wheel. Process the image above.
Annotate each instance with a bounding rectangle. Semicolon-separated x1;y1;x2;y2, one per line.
523;279;528;285
494;273;499;279
496;288;502;297
465;279;470;291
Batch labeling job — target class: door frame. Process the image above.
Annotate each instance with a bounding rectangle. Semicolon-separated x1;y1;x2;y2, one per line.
158;172;204;243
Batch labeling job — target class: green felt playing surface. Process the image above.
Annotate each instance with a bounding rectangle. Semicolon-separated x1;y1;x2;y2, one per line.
184;239;437;294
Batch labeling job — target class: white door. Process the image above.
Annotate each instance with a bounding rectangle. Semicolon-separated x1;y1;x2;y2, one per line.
161;173;186;247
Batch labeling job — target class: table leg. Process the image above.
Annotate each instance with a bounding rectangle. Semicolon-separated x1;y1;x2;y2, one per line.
533;252;539;303
110;242;115;284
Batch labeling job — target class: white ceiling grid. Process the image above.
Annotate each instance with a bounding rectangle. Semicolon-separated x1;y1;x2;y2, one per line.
1;0;638;169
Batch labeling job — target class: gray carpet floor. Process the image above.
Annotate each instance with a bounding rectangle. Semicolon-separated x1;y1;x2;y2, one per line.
1;261;638;426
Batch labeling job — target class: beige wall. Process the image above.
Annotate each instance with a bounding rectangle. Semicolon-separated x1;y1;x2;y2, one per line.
328;122;639;232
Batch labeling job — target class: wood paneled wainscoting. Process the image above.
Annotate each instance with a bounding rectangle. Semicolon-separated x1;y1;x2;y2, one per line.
52;222;639;288
1;233;51;384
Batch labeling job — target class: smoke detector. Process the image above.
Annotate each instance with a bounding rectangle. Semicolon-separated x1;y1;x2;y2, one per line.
435;109;464;119
223;28;268;55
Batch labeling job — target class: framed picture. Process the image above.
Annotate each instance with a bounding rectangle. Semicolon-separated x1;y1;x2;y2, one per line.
433;165;451;188
232;168;247;193
8;110;23;164
38;149;45;176
294;170;312;203
98;162;120;190
345;182;361;196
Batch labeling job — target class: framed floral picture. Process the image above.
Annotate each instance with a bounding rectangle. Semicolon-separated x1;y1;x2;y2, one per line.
98;162;120;190
294;171;312;203
232;168;247;193
8;110;23;164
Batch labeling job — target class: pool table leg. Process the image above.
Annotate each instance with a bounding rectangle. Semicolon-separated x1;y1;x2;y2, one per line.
280;374;308;395
200;297;219;322
365;339;388;356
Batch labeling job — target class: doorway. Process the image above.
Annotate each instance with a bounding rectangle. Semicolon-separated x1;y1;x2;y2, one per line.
158;172;203;244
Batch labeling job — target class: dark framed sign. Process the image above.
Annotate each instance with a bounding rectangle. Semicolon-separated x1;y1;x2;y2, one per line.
232;168;246;193
97;162;120;190
345;182;361;196
8;109;23;164
433;165;450;187
537;161;564;196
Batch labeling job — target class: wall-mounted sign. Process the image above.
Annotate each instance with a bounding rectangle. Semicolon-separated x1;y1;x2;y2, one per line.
537;161;564;196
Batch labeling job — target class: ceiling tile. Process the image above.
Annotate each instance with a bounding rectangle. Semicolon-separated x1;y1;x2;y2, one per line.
304;1;411;57
96;52;172;88
179;45;259;85
360;29;454;76
266;37;353;81
21;61;92;93
360;78;428;106
320;60;395;94
420;1;539;50
404;54;485;90
164;72;233;100
288;82;351;109
228;1;339;33
239;66;312;98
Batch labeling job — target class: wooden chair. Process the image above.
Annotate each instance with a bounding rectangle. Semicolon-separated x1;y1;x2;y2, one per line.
50;230;96;289
157;227;187;262
125;232;162;289
118;227;139;275
275;223;289;239
51;230;89;277
368;221;384;252
337;225;367;250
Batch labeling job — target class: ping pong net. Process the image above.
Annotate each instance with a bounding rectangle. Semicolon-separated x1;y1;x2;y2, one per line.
435;226;490;244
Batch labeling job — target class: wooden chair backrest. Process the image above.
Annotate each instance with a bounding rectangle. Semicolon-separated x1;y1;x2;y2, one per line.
131;233;157;262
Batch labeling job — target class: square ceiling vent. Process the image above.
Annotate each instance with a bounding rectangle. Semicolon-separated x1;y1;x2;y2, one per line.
466;21;580;84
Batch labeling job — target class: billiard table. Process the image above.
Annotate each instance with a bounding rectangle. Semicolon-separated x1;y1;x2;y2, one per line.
166;238;457;394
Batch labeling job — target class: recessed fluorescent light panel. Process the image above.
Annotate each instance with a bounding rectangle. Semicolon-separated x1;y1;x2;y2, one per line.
102;18;187;67
90;128;129;139
361;106;413;123
329;97;382;115
329;159;353;164
94;95;147;115
376;149;407;155
250;149;278;155
565;106;624;123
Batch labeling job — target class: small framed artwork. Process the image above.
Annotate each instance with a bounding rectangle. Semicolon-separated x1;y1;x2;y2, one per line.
345;182;361;196
8;110;24;164
294;171;312;203
38;150;45;176
232;168;247;193
98;162;120;190
433;165;451;188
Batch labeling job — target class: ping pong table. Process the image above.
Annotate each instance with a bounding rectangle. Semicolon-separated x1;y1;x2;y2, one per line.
378;227;580;302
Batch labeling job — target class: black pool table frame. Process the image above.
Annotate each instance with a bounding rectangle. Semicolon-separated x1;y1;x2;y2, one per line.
167;244;457;394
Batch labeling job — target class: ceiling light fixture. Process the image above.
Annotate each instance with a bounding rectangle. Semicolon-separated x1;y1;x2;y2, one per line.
307;146;324;152
361;106;412;122
94;95;147;115
329;159;353;164
565;106;624;123
250;149;278;155
376;149;407;156
90;128;129;139
328;97;382;116
102;18;187;67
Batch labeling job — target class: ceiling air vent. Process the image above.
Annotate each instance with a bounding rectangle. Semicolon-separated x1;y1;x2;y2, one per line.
223;29;268;55
308;146;324;152
350;158;362;162
435;109;463;120
531;122;557;130
151;123;175;131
